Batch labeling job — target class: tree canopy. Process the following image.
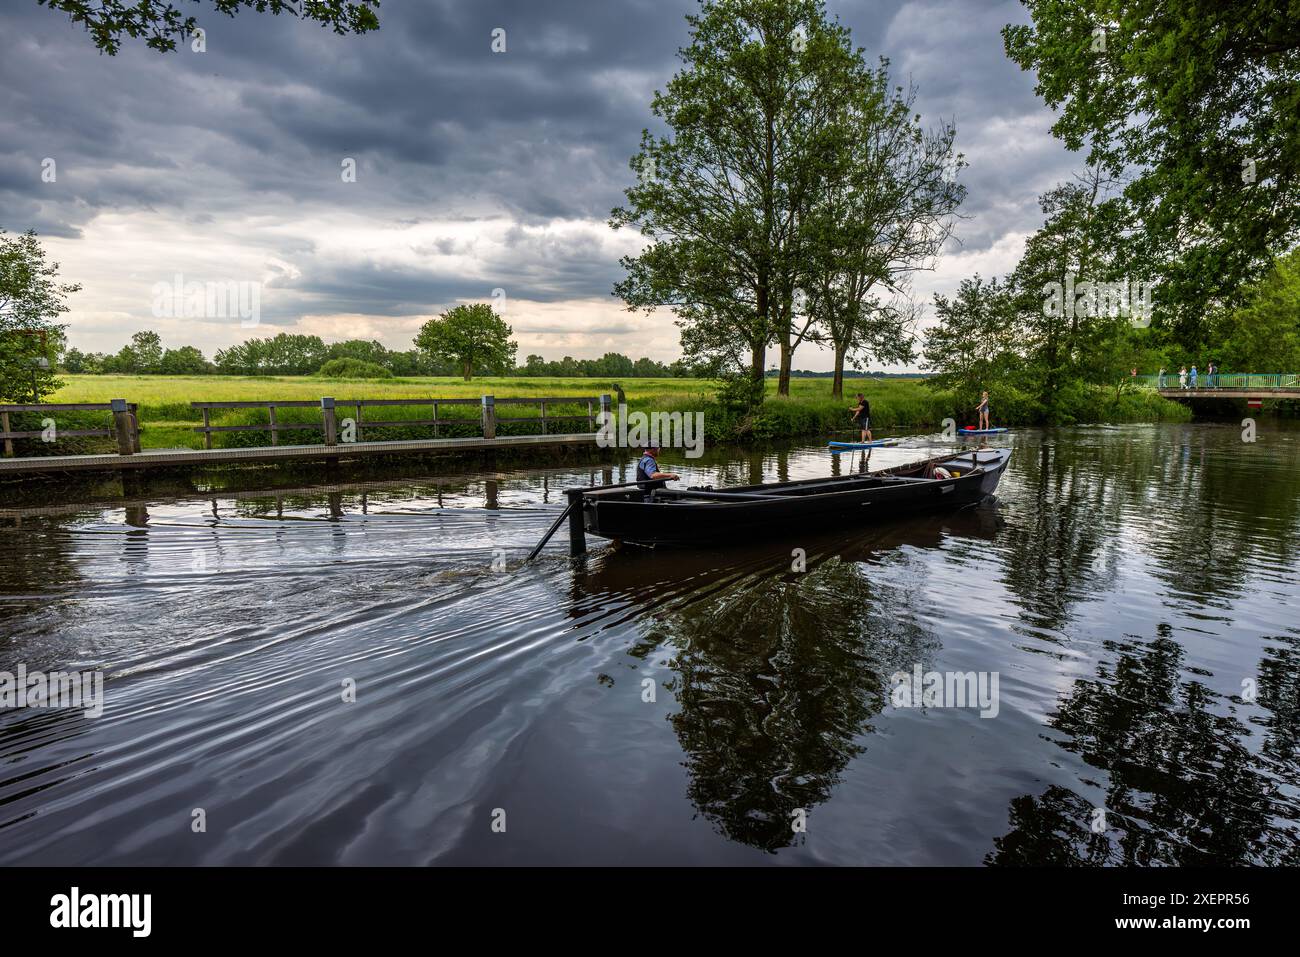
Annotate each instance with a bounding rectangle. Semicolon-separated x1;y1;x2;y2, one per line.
37;0;380;55
1003;0;1300;343
0;229;77;402
414;304;516;381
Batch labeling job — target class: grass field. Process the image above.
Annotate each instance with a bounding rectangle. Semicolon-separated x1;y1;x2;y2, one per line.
36;373;1190;452
47;375;928;449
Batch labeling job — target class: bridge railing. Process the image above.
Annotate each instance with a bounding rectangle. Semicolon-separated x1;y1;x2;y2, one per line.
0;400;140;457
1131;373;1300;390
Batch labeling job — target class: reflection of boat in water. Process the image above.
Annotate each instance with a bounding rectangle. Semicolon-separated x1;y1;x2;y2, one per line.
581;449;1009;547
575;498;1004;599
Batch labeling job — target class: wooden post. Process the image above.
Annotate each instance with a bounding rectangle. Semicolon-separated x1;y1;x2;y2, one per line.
598;394;611;436
481;394;496;439
202;407;212;449
1;411;12;457
128;403;141;452
355;402;363;443
321;396;337;446
111;399;135;455
565;488;587;556
432;400;439;438
540;400;547;435
268;405;279;446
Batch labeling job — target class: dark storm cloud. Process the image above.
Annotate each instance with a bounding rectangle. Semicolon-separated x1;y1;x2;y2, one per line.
0;0;1077;330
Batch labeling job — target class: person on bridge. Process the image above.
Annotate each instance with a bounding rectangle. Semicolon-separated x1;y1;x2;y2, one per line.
1158;366;1167;388
1207;362;1217;388
1179;366;1188;389
1190;365;1199;388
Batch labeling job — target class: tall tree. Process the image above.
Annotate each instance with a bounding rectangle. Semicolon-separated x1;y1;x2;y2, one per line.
611;0;861;396
37;0;380;55
0;229;77;402
129;330;163;374
1004;0;1300;344
1007;168;1131;413
923;275;1020;399
804;66;964;397
414;304;516;381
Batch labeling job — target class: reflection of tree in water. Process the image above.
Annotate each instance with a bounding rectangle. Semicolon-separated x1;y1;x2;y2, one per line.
655;556;934;852
995;430;1300;636
996;442;1117;638
988;630;1300;865
1252;632;1300;790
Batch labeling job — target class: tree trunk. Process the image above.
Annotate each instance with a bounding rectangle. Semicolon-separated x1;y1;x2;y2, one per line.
831;342;847;399
462;361;472;381
777;340;792;396
750;341;765;385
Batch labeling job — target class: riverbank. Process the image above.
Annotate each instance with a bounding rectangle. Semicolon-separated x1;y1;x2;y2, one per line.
34;374;1194;453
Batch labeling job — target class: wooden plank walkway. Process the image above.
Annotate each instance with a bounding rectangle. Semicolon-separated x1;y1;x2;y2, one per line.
0;432;598;476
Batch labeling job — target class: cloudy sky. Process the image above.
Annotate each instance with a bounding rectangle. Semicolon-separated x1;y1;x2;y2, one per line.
0;0;1080;370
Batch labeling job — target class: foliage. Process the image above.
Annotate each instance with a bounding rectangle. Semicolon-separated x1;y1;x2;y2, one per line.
1208;249;1300;373
414;304;516;381
612;0;863;391
804;66;963;396
317;357;393;378
37;0;380;55
0;229;76;402
1003;0;1300;343
214;333;330;375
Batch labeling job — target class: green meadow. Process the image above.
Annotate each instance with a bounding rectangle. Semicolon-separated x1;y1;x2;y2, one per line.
40;374;1190;452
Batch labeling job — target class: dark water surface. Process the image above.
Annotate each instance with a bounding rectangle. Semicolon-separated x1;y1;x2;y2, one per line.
2;424;1298;865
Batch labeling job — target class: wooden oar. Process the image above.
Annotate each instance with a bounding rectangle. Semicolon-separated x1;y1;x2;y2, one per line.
526;499;577;562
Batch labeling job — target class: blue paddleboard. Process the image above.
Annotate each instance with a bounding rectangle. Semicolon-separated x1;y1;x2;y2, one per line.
958;427;1008;435
828;439;898;451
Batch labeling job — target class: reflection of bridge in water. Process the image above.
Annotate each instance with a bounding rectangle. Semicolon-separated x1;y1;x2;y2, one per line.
1132;373;1300;400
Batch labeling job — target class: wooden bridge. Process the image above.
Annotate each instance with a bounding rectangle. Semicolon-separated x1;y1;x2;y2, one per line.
0;393;611;477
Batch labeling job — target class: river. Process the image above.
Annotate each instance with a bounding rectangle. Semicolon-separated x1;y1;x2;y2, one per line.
1;423;1297;864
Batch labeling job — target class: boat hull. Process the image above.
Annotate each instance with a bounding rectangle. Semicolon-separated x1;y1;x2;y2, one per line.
583;449;1010;546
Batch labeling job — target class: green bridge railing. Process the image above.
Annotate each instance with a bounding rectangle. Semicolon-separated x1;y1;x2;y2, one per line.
1131;373;1300;390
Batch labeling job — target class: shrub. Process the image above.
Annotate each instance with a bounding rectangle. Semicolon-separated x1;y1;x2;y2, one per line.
316;358;393;379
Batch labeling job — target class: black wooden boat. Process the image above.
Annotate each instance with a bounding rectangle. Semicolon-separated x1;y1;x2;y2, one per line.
580;448;1010;547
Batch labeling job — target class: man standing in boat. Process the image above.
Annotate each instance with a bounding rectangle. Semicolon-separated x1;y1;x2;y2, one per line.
636;444;678;499
849;393;872;442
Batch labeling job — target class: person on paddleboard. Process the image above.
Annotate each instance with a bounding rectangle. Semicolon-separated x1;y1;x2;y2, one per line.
975;391;991;431
636;444;678;499
849;393;873;442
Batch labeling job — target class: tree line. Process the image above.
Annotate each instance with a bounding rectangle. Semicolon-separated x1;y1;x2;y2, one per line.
56;328;685;379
